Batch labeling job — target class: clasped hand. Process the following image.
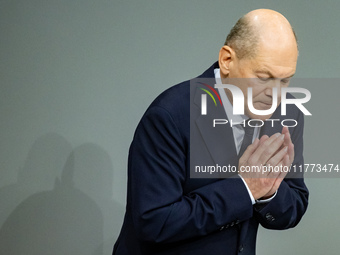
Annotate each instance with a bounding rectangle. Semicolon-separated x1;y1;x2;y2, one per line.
238;126;294;200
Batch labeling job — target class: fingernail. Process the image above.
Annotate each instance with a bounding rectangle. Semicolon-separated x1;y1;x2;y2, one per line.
280;134;285;140
275;133;281;137
284;146;288;151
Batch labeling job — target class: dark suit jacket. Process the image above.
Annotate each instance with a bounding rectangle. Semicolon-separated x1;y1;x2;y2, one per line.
113;62;309;255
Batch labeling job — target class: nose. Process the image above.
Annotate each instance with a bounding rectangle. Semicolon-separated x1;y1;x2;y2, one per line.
264;87;273;97
264;79;280;97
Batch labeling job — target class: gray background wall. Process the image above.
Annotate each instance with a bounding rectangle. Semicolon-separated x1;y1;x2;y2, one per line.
1;0;339;254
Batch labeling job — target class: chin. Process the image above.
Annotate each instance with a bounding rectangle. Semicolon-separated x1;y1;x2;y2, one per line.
247;113;274;121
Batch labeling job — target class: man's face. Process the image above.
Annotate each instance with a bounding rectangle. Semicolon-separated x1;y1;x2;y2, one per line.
224;42;298;120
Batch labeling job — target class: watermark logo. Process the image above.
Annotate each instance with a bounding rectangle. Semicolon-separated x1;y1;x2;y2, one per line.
198;82;222;115
201;84;312;116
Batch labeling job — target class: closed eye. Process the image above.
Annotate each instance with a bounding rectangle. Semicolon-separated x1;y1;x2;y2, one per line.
258;77;272;82
281;78;291;84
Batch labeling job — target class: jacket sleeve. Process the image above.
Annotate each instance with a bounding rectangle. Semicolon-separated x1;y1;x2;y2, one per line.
253;109;309;229
129;106;254;244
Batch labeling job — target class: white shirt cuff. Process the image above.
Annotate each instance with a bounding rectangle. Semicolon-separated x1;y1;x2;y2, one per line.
238;174;277;205
256;190;277;204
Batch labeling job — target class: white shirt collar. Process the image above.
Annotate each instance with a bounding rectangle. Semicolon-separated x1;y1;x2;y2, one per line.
214;68;248;124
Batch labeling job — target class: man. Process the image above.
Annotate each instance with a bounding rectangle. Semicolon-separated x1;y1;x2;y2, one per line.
113;9;308;255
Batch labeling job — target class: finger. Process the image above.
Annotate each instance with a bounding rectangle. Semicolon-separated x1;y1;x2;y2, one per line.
254;133;280;157
267;165;286;181
259;135;269;145
254;133;285;164
283;130;291;147
240;138;260;162
278;155;290;179
267;160;287;187
281;126;289;135
266;146;288;167
288;142;294;164
265;147;289;179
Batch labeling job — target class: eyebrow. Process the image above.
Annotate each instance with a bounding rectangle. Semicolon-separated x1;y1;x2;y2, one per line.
255;70;295;79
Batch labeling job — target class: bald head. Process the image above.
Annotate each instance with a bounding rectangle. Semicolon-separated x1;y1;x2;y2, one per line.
225;9;297;59
219;9;299;120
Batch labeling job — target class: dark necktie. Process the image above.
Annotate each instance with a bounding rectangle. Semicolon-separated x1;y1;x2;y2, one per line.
238;120;257;157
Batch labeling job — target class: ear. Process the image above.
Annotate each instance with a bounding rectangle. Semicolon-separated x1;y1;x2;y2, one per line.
218;45;235;78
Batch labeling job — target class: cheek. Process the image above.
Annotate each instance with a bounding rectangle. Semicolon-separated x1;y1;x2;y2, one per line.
246;84;264;102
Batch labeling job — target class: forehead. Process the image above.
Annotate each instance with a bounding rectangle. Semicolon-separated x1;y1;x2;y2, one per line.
250;39;298;77
248;46;298;78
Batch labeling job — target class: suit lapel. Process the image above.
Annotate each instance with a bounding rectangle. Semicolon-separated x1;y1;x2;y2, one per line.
192;78;239;173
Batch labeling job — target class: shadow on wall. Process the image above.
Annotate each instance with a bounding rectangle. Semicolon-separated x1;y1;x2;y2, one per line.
0;133;123;255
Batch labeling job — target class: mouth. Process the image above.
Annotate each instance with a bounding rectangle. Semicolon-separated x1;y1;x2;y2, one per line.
257;101;274;109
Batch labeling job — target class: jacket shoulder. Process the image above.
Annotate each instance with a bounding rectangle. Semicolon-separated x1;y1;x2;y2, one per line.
145;80;190;132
